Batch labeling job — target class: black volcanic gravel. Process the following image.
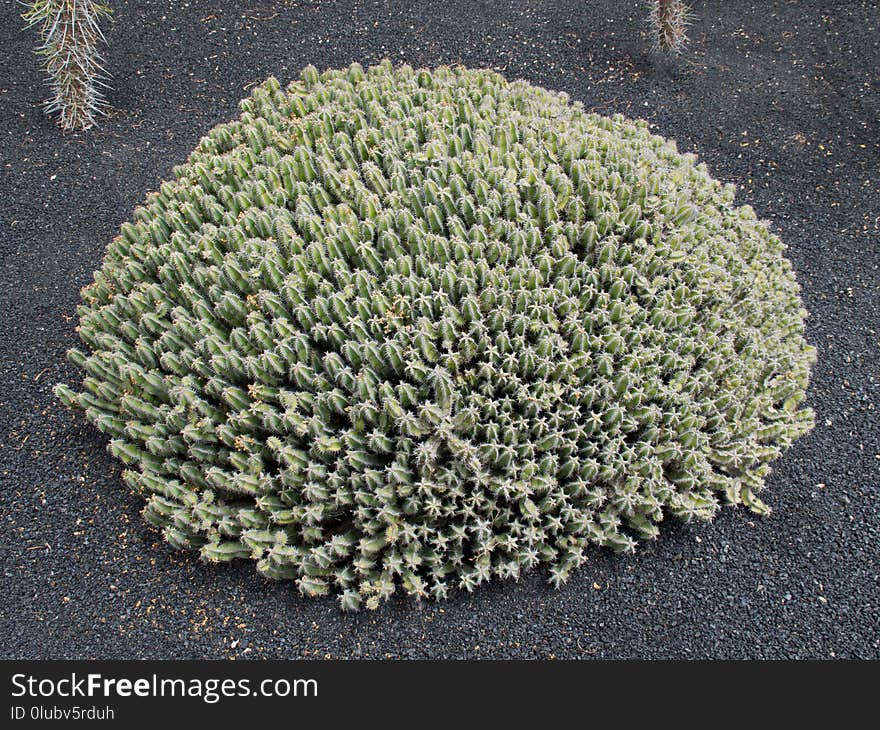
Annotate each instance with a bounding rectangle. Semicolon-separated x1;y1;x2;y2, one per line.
1;0;878;660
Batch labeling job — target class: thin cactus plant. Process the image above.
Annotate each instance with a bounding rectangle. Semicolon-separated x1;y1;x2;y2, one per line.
650;0;692;54
21;0;113;131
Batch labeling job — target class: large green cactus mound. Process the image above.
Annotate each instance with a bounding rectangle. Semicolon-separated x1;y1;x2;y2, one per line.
57;62;815;610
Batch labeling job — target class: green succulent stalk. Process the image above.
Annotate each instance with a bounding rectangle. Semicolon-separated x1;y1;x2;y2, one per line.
56;62;815;610
22;0;113;130
650;0;692;54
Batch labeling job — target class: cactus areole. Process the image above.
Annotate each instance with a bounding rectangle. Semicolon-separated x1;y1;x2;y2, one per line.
57;63;815;610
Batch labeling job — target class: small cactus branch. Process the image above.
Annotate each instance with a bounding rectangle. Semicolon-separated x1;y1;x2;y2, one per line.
650;0;692;54
22;0;113;130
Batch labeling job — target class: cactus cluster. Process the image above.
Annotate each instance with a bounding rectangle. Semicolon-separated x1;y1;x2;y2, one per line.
57;62;815;610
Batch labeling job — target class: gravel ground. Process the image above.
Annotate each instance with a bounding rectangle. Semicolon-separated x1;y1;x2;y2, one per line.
1;0;877;659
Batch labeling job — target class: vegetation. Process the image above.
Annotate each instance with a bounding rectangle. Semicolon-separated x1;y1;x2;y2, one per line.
650;0;692;54
22;0;112;130
57;63;815;609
